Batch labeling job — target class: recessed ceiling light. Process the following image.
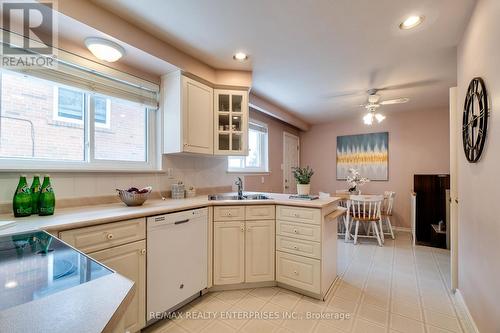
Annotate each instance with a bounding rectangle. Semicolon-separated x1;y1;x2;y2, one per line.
399;15;424;30
4;280;18;289
233;52;248;61
85;37;125;62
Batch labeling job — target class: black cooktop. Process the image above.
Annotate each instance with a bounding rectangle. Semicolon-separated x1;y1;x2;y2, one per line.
0;230;112;311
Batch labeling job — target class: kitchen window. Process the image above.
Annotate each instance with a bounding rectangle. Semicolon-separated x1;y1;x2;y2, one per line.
228;121;269;173
0;61;159;171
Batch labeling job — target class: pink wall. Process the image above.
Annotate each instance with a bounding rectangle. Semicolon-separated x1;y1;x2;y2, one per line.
300;108;450;227
244;109;300;193
457;0;500;331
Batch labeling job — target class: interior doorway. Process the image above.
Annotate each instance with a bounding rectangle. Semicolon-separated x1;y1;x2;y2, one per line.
283;132;300;194
449;86;459;291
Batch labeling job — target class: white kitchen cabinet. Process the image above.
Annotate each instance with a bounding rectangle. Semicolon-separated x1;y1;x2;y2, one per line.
214;89;248;155
89;240;146;333
245;220;275;282
162;71;214;154
213;221;245;285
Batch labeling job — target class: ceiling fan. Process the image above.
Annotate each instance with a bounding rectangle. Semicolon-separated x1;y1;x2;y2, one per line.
360;89;409;125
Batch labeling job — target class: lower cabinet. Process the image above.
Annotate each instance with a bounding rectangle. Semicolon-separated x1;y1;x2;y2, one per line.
89;240;146;333
213;221;245;285
276;251;321;294
214;220;274;285
59;220;146;333
245;220;275;282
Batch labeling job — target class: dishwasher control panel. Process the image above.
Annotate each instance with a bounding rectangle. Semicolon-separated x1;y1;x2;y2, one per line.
147;207;208;228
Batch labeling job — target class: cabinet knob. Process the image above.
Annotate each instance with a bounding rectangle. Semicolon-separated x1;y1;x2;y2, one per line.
140;249;146;255
293;245;299;250
240;225;245;232
293;229;299;234
293;213;299;217
106;233;114;240
293;270;299;275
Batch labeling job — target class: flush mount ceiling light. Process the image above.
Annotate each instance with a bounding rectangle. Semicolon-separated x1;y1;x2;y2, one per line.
233;52;248;61
399;15;424;30
85;37;125;62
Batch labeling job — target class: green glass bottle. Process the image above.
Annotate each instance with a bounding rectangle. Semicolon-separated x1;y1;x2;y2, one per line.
13;175;32;217
39;175;55;216
30;174;41;214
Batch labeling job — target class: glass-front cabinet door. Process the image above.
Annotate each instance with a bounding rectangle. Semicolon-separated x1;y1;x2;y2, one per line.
214;89;248;155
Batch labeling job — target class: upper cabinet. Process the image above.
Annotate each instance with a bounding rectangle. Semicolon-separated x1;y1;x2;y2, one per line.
162;71;248;156
214;89;248;155
163;72;214;155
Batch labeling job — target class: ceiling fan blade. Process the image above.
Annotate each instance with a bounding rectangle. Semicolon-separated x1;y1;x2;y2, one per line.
380;98;409;105
322;90;366;99
376;79;440;92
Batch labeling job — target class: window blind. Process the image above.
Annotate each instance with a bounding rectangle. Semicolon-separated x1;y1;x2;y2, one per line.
1;42;159;108
249;122;268;133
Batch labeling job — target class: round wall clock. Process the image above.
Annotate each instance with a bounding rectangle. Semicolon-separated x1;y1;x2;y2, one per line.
463;77;488;163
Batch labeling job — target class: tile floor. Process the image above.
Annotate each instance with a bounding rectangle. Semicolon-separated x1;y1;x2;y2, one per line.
144;232;467;333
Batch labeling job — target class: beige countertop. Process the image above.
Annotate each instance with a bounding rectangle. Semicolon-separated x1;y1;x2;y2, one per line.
0;273;134;333
0;193;339;236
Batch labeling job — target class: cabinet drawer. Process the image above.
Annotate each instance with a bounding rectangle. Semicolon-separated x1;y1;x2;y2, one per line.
59;218;146;253
276;206;321;225
276;251;320;294
214;206;245;221
245;205;275;220
276;235;321;259
276;220;321;242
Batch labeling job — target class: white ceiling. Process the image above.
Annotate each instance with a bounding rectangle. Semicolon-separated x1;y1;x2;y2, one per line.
92;0;475;124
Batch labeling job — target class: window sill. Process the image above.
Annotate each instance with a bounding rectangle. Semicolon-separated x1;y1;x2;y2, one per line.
226;170;271;175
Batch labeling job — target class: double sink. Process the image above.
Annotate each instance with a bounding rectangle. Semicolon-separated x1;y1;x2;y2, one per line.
208;193;271;201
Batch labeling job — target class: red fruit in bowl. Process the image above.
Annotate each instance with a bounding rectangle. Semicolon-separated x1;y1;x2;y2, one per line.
127;187;139;193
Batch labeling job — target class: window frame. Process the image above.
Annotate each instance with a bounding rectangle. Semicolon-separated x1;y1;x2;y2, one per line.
227;120;269;174
0;71;159;172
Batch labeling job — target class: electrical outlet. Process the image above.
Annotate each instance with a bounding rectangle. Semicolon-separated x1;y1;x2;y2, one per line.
166;168;174;178
261;176;265;184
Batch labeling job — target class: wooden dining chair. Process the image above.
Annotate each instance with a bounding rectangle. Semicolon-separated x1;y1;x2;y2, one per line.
381;191;396;240
349;195;384;246
335;190;351;241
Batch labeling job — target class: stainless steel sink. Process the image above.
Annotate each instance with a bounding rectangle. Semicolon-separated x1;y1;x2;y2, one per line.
208;193;271;201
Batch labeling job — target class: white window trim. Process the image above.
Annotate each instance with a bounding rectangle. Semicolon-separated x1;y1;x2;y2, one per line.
227;120;269;173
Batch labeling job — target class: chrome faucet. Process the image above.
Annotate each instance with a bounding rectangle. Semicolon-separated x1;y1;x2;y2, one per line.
235;177;243;199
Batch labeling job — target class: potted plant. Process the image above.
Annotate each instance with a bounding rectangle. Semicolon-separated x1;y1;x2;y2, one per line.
346;168;370;194
292;166;314;195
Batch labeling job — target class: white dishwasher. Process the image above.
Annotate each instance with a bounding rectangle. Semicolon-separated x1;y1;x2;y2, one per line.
147;207;208;322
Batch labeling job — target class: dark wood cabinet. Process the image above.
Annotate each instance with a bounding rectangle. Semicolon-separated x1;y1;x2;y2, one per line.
414;174;450;245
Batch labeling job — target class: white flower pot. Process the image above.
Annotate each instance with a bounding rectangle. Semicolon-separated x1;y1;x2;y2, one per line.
297;184;311;196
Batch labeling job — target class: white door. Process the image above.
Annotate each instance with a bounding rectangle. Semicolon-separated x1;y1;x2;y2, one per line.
283;132;300;193
213;221;245;285
449;87;459;291
245;220;275;282
182;76;213;154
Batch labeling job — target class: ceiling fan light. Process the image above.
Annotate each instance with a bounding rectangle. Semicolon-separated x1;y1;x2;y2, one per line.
363;113;374;125
375;113;386;123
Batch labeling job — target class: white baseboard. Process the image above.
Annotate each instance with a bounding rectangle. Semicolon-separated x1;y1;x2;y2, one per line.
393;226;411;232
453;289;480;333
